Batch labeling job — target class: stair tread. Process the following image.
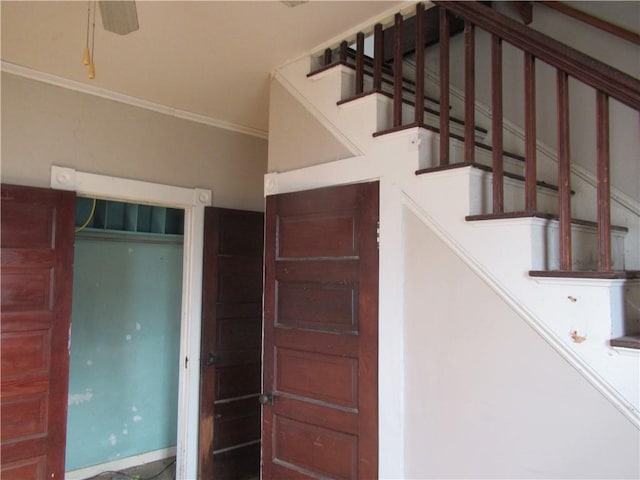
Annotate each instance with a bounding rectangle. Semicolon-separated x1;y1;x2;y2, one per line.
467;211;629;232
416;161;561;192
374;122;523;162
610;334;640;349
529;270;640;279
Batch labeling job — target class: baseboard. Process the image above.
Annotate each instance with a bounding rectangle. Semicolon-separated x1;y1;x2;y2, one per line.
65;446;177;480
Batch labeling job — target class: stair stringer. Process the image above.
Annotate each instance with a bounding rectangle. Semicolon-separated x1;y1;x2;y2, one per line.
374;127;639;425
398;164;640;427
271;56;640;426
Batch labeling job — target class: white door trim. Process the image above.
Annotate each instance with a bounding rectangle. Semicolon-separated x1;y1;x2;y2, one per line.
51;165;211;480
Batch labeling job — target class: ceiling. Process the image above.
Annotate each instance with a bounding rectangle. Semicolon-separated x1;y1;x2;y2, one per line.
1;1;407;137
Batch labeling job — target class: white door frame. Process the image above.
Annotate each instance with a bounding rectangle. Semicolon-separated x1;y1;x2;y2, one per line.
51;165;211;480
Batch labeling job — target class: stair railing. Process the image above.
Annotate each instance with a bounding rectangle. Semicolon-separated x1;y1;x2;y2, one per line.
317;1;639;274
433;0;640;273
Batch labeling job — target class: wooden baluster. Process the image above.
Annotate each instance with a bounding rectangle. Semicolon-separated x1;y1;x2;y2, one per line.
491;34;504;213
464;20;475;163
356;32;365;95
339;40;348;64
439;7;450;165
373;23;383;92
323;48;332;66
524;52;537;212
393;13;404;127
557;70;572;270
596;90;612;271
415;3;426;124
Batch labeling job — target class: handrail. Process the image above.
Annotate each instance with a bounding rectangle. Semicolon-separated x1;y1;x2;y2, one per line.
538;1;640;46
433;1;640;111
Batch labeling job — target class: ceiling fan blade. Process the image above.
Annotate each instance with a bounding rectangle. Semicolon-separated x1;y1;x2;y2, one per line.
99;0;139;35
281;1;309;7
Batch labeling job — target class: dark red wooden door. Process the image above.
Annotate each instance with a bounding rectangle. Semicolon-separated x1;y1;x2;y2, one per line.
199;208;264;479
262;182;379;480
1;184;75;479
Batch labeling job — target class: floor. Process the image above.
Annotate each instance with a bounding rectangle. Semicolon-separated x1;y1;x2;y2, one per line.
85;456;176;480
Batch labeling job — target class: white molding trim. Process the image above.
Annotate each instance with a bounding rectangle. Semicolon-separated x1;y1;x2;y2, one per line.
264;154;374;197
401;192;640;428
51;166;211;480
65;446;176;480
50;166;212;208
2;61;268;140
272;70;363;157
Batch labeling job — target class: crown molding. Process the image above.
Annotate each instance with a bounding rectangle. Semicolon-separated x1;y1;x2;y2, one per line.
1;61;268;140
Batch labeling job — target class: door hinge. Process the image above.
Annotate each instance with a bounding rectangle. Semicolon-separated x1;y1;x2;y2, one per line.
376;221;380;249
184;356;189;369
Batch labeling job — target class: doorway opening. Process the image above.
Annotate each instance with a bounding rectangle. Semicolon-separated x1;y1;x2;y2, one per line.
65;198;184;478
50;165;211;479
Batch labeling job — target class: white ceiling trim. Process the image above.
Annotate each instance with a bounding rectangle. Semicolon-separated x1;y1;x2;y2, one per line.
1;61;268;140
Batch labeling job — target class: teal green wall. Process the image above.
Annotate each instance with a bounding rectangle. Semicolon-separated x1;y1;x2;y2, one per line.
66;234;183;471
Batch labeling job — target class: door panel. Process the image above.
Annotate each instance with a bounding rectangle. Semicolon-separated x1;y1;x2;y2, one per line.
262;182;379;480
1;184;75;479
198;208;264;480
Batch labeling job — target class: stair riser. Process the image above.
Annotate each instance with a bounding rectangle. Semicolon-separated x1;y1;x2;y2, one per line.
464;165;561;217
346;70;448;115
531;222;626;272
471;173;562;217
457;142;524;177
379;84;442;113
346;75;486;142
358;74;443;112
389;96;486;142
464;171;628;271
416;135;527;179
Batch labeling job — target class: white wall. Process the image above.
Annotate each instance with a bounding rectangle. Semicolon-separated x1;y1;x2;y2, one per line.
424;1;639;201
1;72;268;211
404;207;640;479
268;76;353;173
